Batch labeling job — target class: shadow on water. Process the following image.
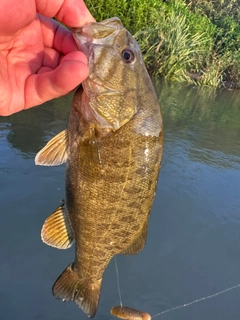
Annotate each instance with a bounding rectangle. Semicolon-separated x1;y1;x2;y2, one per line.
0;79;240;320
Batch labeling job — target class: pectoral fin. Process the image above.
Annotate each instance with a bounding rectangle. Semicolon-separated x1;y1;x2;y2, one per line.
35;129;68;166
121;221;148;255
41;200;74;249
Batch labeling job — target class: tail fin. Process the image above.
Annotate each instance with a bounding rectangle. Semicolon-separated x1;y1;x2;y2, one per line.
52;264;102;318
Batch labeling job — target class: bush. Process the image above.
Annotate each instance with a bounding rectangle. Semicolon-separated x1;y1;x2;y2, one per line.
84;0;240;88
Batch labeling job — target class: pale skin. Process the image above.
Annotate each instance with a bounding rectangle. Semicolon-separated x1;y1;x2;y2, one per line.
0;0;95;116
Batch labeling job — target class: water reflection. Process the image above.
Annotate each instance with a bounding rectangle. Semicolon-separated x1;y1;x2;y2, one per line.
1;80;240;162
156;79;240;129
0;95;71;158
155;79;240;170
0;80;240;320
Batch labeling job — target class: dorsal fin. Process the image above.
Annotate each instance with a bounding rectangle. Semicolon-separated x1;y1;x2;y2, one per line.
35;129;68;166
41;201;74;249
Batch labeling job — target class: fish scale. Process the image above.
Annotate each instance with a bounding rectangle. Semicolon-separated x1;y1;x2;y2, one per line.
35;17;163;318
67;108;162;275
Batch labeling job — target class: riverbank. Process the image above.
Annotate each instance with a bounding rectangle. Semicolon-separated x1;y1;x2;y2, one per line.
85;0;240;89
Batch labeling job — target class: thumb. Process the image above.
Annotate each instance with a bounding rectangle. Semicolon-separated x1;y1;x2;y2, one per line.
25;51;89;109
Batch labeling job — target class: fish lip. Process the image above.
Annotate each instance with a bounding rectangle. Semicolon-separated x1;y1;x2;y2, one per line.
72;19;136;132
71;24;97;58
72;20;122;59
72;25;123;130
72;28;92;59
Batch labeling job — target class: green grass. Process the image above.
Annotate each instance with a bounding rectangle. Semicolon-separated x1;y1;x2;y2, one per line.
85;0;240;88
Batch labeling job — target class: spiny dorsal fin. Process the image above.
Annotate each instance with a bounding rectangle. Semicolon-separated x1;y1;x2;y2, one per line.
121;221;148;255
53;264;102;318
35;129;68;166
41;201;74;249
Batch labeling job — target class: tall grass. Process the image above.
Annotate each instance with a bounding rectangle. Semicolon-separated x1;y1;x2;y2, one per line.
85;0;240;88
85;0;160;34
135;8;214;82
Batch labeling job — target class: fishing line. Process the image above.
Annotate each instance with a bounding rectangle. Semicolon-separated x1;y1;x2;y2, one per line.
151;282;240;318
114;256;123;307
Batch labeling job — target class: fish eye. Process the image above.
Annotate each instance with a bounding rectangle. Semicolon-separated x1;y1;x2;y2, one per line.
122;49;135;63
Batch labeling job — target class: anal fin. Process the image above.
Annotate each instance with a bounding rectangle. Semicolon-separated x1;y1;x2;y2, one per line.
41;200;74;249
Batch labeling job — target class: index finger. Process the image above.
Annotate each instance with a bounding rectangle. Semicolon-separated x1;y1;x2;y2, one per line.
39;15;78;54
36;0;95;27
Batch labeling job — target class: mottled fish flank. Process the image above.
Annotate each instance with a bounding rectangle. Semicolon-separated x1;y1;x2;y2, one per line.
35;17;163;318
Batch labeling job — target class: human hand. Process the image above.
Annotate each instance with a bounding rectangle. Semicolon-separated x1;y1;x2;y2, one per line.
0;0;95;116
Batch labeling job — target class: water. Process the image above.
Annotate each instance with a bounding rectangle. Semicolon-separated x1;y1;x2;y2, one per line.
0;79;240;320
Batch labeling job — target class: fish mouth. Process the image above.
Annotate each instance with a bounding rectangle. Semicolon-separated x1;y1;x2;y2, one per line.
72;18;136;132
72;19;125;130
72;27;92;60
72;17;123;59
72;19;123;93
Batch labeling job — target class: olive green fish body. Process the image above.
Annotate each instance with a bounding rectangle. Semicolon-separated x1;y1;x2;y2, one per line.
35;17;163;318
67;86;163;281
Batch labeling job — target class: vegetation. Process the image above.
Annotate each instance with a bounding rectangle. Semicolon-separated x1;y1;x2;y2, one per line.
85;0;240;88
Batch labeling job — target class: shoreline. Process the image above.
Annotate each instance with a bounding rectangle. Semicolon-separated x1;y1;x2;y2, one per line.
85;0;240;89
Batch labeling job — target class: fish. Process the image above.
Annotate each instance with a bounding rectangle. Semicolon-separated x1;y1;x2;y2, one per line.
111;306;151;320
35;17;163;318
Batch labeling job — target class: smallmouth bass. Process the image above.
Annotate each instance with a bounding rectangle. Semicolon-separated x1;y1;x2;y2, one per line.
35;17;163;318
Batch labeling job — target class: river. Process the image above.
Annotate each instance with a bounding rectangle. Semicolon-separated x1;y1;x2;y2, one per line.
0;79;240;320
